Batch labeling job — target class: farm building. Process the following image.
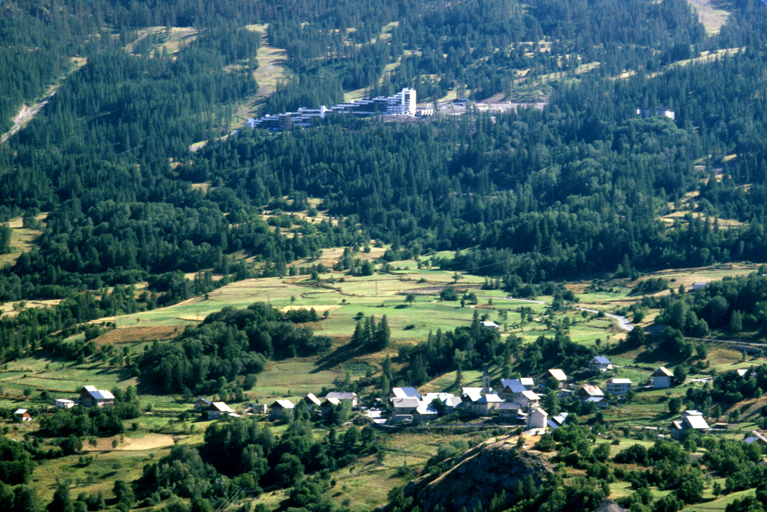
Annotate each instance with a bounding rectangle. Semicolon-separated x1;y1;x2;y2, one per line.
80;386;115;408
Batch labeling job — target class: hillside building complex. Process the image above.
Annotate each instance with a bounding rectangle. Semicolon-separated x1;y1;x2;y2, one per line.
247;88;416;131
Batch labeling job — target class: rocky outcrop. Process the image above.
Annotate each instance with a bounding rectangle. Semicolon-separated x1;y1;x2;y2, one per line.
402;438;553;512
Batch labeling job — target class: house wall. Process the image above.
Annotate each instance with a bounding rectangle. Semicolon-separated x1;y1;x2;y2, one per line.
654;376;671;389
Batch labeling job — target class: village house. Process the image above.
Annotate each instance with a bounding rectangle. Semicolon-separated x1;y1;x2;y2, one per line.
606;378;632;396
481;320;500;330
461;387;484;404
547;369;568;387
578;384;605;400
79;386;115;408
14;409;32;421
527;408;548;431
414;403;439;425
55;399;75;409
303;393;322;411
269;399;295;420
442;395;463;413
392;397;419;423
325;391;358;407
547;412;569;430
208;402;235;420
194;398;212;412
585;396;609;409
671;410;710;439
652;367;674;389
744;431;767;446
472;393;503;416
498;402;521;423
497;379;528;401
389;387;422;401
588;356;613;372
515;390;541;410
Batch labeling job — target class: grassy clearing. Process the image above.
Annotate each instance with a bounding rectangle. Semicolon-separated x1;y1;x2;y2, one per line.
0;215;44;268
685;0;731;36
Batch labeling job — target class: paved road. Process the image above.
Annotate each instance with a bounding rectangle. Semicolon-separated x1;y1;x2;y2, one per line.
576;307;633;331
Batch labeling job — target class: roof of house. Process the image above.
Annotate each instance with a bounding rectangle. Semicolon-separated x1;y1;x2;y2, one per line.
749;431;767;443
585;397;607;403
683;410;703;417
55;399;74;403
685;415;710;430
551;412;569;425
591;356;612;365
608;378;632;384
652;367;674;377
520;390;541;401
498;402;520;411
548;369;567;381
481;321;499;328
392;397;420;409
14;409;28;415
499;379;528;393
83;385;97;392
444;396;463;407
691;282;708;290
211;402;234;413
520;378;535;387
530;408;548;418
421;392;452;403
304;393;321;406
736;369;749;377
270;399;294;409
390;387;422;399
415;403;439;415
196;397;212;404
324;397;341;406
580;385;604;397
671;420;684;430
477;393;504;403
325;392;357;401
89;390;115;400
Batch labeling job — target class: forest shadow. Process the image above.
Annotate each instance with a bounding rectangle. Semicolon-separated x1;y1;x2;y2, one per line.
311;342;369;373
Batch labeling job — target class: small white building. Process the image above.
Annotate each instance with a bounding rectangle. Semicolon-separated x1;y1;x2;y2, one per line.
14;409;32;421
55;399;75;409
671;410;710;439
652;367;674;389
269;399;294;420
481;321;500;330
527;408;548;430
588;356;613;372
208;402;235;420
606;378;632;396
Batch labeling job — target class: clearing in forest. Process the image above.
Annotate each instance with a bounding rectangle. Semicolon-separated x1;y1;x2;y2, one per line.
685;0;731;35
0;214;47;269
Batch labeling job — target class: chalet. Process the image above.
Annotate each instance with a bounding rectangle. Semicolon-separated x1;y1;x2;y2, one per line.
14;409;31;421
515;390;541;409
208;402;235;420
527;408;548;431
498;379;528;401
472;393;503;416
585;396;609;409
606;378;632;396
79;386;115;408
736;369;749;378
389;387;422;401
325;391;358;407
744;431;767;446
269;399;295;420
547;369;568;387
578;385;605;399
498;402;521;423
671;410;710;439
690;282;708;291
588;356;613;372
547;412;569;430
194;398;212;412
54;399;75;409
481;321;500;330
304;393;322;410
652;367;674;389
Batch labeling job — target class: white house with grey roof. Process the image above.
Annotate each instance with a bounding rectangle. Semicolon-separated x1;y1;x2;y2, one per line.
588;356;613;372
671;410;710;439
79;386;115;408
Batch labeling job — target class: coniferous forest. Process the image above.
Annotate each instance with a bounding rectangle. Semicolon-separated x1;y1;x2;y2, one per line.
5;0;767;511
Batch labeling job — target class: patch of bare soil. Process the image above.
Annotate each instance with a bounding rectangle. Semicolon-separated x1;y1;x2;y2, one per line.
92;326;180;345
